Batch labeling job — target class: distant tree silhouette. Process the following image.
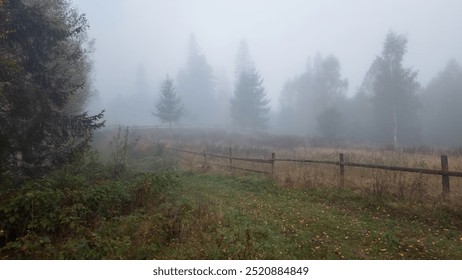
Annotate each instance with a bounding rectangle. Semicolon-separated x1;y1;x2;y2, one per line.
317;107;344;139
176;34;215;124
153;76;183;127
370;31;421;147
235;40;253;79
278;55;347;135
231;65;270;131
421;60;462;146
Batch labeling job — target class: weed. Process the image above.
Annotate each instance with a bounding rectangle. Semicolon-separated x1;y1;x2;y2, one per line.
109;126;134;179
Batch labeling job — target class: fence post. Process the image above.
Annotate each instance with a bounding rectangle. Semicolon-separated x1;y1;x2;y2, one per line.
229;147;233;169
441;155;450;194
271;152;276;177
203;149;207;165
339;153;345;188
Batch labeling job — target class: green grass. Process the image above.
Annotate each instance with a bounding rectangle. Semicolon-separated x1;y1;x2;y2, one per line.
2;171;461;259
154;173;462;259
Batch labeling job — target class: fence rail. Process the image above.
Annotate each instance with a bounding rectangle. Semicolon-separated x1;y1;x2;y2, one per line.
167;148;273;163
166;147;462;194
273;157;462;177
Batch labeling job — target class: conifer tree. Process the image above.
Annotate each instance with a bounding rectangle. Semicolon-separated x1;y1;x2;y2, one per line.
176;34;215;124
153;76;183;127
231;66;270;131
0;0;104;180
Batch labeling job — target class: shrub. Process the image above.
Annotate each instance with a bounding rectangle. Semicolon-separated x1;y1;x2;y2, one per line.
0;169;183;259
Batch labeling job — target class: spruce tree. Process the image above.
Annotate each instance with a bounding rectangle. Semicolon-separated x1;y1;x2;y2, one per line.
231;66;270;131
176;34;215;124
0;0;104;180
153;76;183;127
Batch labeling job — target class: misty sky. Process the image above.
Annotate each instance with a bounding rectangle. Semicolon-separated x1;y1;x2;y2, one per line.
73;0;462;113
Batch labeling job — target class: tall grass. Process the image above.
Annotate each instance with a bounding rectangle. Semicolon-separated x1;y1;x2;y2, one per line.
104;127;462;208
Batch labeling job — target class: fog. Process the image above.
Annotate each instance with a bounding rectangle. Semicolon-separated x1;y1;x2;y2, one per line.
74;0;462;146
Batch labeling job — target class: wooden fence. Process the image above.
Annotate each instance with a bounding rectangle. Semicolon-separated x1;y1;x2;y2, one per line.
167;147;462;194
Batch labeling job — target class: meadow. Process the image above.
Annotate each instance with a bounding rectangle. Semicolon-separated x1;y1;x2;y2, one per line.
1;126;462;259
116;126;462;206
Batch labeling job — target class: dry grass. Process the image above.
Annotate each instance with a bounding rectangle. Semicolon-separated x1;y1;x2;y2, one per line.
272;147;462;207
94;127;462;208
167;146;462;209
175;145;462;210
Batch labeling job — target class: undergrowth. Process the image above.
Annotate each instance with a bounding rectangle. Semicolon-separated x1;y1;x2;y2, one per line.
0;147;184;259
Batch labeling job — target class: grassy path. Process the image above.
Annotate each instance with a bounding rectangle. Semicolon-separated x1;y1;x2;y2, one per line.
158;173;462;259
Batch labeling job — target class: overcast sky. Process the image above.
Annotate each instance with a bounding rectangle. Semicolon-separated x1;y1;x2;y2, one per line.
73;0;462;112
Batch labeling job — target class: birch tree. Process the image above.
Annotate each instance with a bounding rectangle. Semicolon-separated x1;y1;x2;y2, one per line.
370;32;420;147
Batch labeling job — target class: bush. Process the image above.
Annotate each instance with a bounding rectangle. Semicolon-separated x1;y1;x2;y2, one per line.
0;169;182;259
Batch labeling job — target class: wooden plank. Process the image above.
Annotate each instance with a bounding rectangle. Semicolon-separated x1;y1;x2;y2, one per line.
339;153;345;188
271;152;276;177
275;158;462;177
441;155;450;194
229;147;232;168
342;161;462;177
230;166;270;175
166;147;272;164
274;158;339;165
206;153;272;163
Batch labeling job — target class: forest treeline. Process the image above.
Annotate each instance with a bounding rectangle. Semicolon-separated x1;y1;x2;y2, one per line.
278;33;462;148
135;32;459;149
146;31;462;148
